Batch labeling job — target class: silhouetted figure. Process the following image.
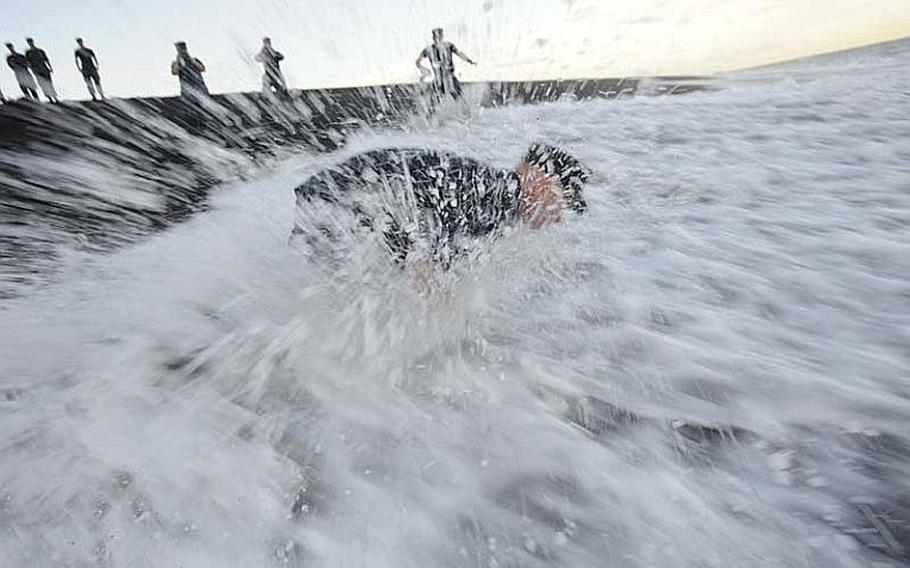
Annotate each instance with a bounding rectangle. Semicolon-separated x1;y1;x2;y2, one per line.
74;38;104;101
5;43;38;100
255;37;287;95
25;38;58;103
415;28;476;100
171;41;208;97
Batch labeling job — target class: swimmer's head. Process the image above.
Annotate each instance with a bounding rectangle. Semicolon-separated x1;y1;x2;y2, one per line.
516;144;590;228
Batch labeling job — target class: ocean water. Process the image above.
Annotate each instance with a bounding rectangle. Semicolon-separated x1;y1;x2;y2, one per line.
1;40;909;567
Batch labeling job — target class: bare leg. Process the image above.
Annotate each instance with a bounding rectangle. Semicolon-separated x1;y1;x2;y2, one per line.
84;76;97;100
37;77;58;103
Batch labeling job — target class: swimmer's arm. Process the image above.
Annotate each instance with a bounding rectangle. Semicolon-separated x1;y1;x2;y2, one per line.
404;258;433;294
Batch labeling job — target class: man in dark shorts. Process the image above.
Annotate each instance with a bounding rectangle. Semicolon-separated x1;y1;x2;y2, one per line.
290;144;590;270
415;28;476;100
255;37;287;95
171;41;208;97
74;38;104;100
25;38;58;103
5;43;38;100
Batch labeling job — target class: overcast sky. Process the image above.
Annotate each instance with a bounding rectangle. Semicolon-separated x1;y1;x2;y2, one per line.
1;0;908;100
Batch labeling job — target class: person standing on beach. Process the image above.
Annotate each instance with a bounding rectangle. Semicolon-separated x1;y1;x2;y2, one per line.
25;38;58;103
74;38;104;101
171;41;208;97
5;43;38;101
415;28;476;100
255;37;287;96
